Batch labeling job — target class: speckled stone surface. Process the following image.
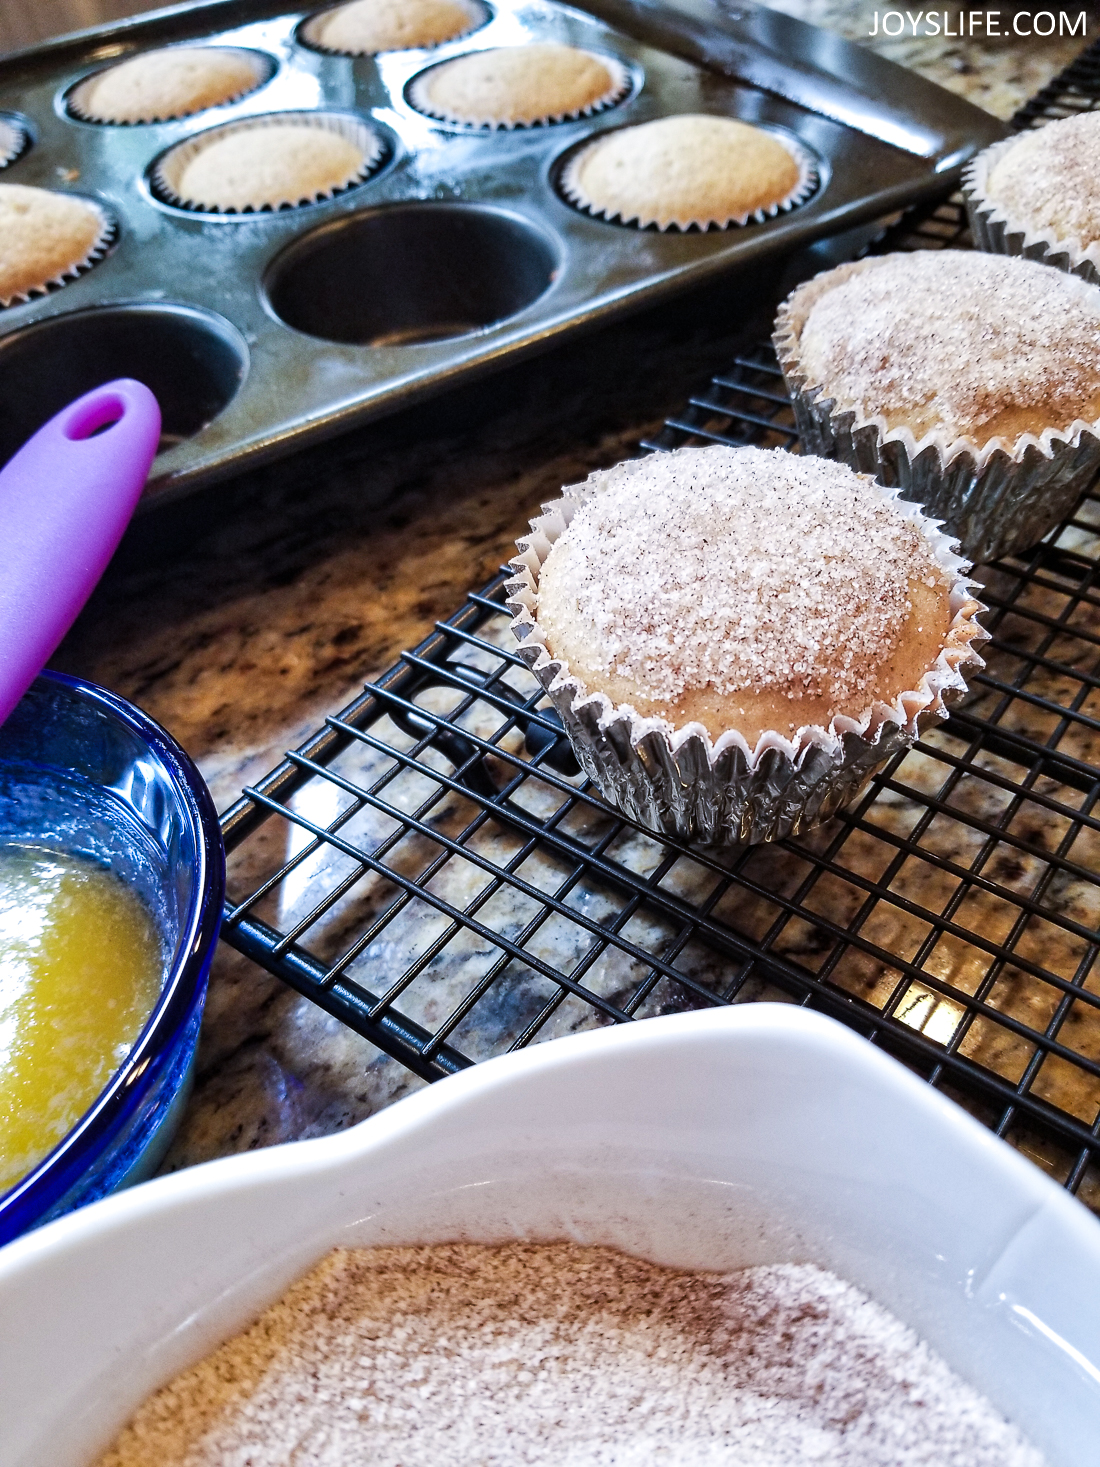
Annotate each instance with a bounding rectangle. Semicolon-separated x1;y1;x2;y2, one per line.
44;4;1100;1194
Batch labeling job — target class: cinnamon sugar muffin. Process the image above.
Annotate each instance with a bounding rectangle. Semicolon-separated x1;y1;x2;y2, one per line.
302;0;485;54
508;446;985;844
965;111;1100;283
560;115;814;231
0;184;112;306
69;46;270;124
408;43;627;127
774;250;1100;563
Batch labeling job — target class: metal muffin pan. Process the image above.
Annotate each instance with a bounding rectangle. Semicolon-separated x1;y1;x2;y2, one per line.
0;0;1005;505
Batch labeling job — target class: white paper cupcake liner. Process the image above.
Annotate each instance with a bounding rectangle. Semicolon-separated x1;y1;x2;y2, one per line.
559;124;818;232
299;0;489;55
151;111;386;215
0;196;116;310
67;48;274;126
773;261;1100;565
963;137;1100;286
0;115;29;169
407;49;632;129
506;470;987;847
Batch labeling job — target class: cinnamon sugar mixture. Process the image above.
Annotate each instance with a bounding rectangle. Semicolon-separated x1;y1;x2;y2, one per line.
535;447;937;706
796;252;1100;441
97;1244;1044;1466
987;110;1100;250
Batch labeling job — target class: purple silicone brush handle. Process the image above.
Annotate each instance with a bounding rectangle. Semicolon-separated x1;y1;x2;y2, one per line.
0;379;161;727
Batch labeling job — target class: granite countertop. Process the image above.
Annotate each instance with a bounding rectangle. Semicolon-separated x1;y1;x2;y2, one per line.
47;2;1098;1176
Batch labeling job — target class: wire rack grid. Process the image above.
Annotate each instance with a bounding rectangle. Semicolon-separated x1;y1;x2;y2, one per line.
219;42;1100;1208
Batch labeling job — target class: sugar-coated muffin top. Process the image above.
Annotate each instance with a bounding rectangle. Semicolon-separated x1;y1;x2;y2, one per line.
783;250;1100;446
74;47;265;123
563;114;803;229
412;44;619;125
985;110;1100;252
0;184;106;304
307;0;481;53
534;445;954;741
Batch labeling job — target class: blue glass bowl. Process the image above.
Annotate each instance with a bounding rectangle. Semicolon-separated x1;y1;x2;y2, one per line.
0;671;224;1245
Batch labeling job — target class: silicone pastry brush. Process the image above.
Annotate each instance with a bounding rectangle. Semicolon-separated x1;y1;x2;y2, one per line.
0;379;161;726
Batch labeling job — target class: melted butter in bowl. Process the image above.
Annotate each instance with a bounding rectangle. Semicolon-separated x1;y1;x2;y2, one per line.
0;847;164;1195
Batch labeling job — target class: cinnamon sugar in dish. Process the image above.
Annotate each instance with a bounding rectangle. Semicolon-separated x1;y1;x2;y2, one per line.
508;445;985;844
96;1243;1044;1467
775;250;1100;562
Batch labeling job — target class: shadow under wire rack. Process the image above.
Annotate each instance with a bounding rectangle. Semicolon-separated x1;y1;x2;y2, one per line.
219;40;1100;1209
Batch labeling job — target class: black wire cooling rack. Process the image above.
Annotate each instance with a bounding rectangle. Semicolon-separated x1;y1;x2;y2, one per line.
219;42;1100;1206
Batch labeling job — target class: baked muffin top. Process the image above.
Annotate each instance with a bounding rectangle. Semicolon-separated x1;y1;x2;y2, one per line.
306;0;481;53
564;114;803;229
168;122;371;211
412;43;619;125
0;184;106;304
985;110;1100;253
534;446;953;742
73;46;265;124
783;251;1100;446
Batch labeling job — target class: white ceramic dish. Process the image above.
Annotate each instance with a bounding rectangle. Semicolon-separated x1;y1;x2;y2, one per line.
2;1005;1099;1466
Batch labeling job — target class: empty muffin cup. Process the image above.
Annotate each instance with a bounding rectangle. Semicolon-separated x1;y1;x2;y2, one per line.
67;46;275;125
266;201;558;344
299;0;489;56
0;303;247;462
151;111;386;215
407;43;632;129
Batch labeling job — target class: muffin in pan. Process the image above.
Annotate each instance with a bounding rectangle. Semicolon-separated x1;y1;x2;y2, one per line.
300;0;488;55
559;114;816;231
68;46;273;125
408;43;630;128
964;111;1100;285
774;250;1100;564
0;184;114;308
152;112;385;214
507;445;986;846
0;115;29;169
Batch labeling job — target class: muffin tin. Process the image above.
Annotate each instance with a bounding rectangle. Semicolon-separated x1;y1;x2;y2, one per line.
0;0;1004;505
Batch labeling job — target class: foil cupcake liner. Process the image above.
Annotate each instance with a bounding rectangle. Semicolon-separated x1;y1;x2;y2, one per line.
963;137;1100;286
559;123;818;232
0;194;116;309
299;0;489;55
773;259;1100;565
0;115;30;169
407;48;632;130
151;111;386;215
506;468;987;847
67;48;274;126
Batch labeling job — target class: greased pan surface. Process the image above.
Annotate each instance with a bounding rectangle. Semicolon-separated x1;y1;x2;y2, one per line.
0;0;1004;506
